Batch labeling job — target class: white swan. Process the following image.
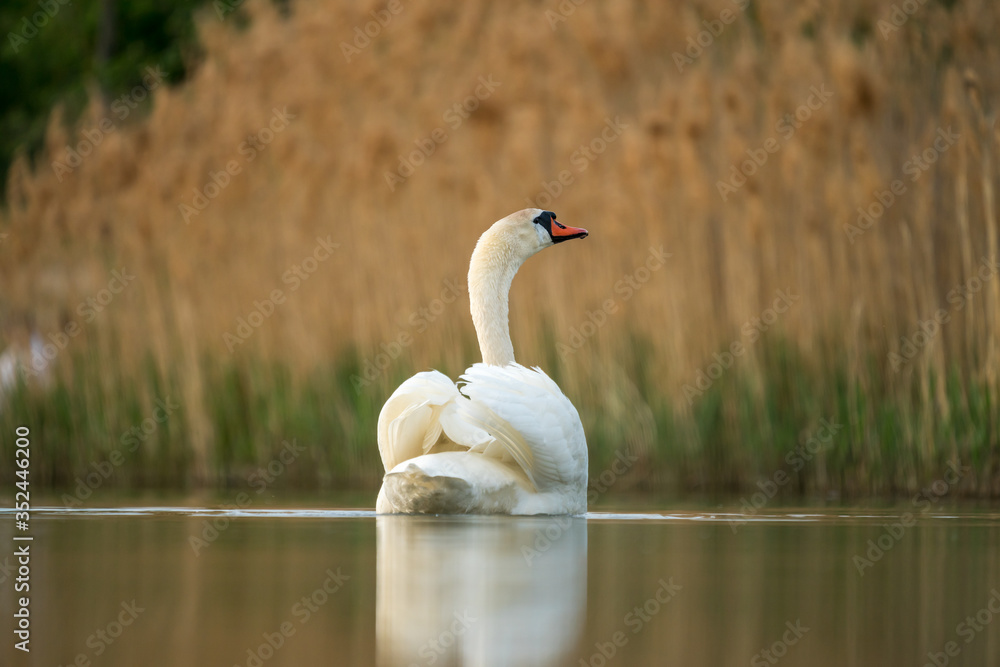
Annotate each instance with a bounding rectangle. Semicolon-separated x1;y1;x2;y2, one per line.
375;209;590;515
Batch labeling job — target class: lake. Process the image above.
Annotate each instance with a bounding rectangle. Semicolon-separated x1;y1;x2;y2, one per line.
1;495;999;666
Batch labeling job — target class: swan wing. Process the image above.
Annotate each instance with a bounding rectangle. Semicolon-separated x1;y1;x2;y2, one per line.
457;363;587;492
377;370;499;472
377;371;460;472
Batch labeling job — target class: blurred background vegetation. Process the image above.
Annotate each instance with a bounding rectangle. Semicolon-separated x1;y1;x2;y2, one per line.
0;0;211;191
1;0;998;501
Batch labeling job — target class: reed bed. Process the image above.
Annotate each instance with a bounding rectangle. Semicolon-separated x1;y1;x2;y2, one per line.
2;0;999;498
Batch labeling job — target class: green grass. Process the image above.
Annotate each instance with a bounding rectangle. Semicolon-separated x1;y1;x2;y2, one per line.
1;336;997;500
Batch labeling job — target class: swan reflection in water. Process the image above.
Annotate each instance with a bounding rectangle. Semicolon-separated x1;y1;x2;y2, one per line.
377;515;587;667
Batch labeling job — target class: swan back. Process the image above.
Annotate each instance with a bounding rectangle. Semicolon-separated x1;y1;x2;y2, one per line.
377;363;587;515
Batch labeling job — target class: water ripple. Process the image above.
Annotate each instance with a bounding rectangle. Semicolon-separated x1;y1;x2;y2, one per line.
1;506;998;523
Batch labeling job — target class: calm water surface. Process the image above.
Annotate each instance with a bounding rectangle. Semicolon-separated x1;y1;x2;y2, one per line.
1;496;999;666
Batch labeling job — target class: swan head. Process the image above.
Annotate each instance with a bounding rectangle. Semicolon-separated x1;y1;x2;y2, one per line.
482;209;589;263
469;209;588;366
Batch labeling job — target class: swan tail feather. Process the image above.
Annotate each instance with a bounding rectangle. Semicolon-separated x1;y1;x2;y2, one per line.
447;399;538;491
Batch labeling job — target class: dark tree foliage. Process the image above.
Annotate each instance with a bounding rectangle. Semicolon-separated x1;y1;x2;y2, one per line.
0;0;209;192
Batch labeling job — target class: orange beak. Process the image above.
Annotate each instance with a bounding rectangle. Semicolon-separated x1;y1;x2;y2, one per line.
550;221;589;243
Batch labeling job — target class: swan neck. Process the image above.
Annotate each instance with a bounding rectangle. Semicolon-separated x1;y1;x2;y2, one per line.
468;239;522;367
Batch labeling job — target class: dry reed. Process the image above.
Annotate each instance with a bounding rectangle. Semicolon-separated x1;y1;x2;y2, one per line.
2;0;999;497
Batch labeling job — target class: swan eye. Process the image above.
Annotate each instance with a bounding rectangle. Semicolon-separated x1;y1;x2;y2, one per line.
534;211;560;228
